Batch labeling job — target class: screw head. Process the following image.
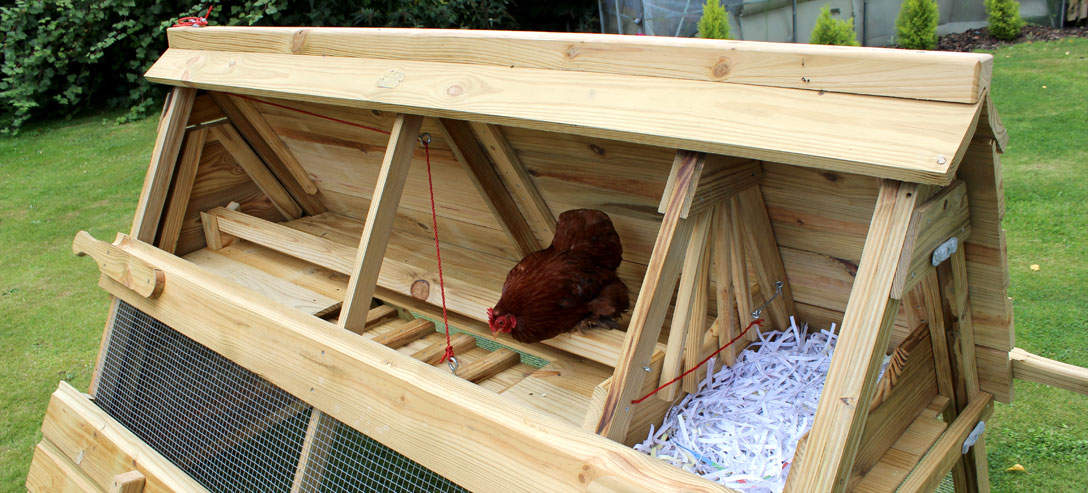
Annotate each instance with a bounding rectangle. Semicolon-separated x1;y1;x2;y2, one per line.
936;155;948;165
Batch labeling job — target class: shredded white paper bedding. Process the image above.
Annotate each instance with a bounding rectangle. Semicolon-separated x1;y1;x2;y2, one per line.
635;317;838;492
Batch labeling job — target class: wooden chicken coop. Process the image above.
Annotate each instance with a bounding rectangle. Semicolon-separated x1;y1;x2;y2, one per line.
26;27;1088;493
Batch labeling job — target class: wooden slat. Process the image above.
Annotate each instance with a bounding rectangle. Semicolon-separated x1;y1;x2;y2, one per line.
918;272;957;401
659;209;712;400
183;248;338;315
852;395;950;493
109;470;146;493
339;114;424;332
146;49;982;185
167;26;991;103
785;180;919;493
209;123;303;219
97;234;726;492
593;150;702;441
157;128;207;253
290;410;332;493
26;440;101;493
940;248;981;408
412;333;478;364
372;318;435;348
688;158;763;216
205;207;354;271
438;118;541;255
727;197;752;332
682;236;712;393
209;92;326;215
131;87;196;241
891;181;971;298
897;393;994;493
712;204;739;363
227;94;318;194
457;348;520;383
1010;347;1088;396
735;186;794;329
39;381;209;492
469;122;556;245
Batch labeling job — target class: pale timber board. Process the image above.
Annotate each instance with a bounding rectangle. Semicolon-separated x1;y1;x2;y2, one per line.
786;181;919;492
184;248;338;315
166;26;990;103
39;382;209;492
26;440;101;493
131;87;196;242
98;235;728;492
146;49;981;185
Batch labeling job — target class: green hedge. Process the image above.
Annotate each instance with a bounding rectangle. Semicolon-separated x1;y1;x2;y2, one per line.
0;1;596;133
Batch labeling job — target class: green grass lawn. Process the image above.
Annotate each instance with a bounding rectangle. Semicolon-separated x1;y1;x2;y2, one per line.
1;39;1086;492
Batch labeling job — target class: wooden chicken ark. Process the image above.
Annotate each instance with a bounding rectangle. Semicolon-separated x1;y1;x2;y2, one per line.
26;27;1088;493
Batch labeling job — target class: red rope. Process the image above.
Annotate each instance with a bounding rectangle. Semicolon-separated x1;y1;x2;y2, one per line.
173;5;213;28
422;140;455;364
233;94;392;136
631;318;763;404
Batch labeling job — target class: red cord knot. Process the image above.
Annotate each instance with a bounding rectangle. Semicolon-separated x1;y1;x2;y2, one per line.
173;6;214;28
441;345;456;364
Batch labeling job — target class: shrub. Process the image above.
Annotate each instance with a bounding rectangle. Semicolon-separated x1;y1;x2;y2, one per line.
986;0;1025;41
0;0;599;133
895;0;939;49
809;5;859;46
697;0;730;39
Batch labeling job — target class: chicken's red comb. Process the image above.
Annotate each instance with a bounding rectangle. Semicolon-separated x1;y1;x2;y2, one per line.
486;307;495;322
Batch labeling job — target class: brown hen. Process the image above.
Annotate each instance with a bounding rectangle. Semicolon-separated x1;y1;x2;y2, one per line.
488;209;629;343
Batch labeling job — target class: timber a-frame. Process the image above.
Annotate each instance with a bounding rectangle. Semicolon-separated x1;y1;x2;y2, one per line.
27;27;1088;493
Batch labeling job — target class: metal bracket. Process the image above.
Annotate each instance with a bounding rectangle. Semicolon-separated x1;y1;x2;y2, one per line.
962;420;986;454
932;237;959;267
751;281;784;319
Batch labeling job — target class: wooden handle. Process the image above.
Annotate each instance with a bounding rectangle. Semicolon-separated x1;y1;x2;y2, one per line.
1011;347;1088;396
73;231;164;299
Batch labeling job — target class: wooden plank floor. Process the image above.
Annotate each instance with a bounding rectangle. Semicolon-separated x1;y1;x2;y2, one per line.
854;395;951;492
185;240;610;427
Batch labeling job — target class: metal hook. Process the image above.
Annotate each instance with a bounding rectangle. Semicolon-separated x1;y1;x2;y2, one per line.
751;281;784;319
447;355;459;374
418;133;432;145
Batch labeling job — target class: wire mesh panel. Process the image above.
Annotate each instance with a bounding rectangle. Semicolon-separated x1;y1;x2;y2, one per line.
95;301;314;492
94;301;469;492
296;415;467;493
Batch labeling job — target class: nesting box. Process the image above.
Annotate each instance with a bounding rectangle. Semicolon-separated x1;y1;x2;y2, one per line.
27;27;1088;493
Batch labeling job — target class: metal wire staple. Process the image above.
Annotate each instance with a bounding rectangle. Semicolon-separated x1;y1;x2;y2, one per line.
751;281;785;319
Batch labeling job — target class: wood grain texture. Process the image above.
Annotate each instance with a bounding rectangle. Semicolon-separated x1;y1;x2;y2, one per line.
339;114;423;332
735;186;794;329
131;87;196;242
210;123;303;219
98;234;727;492
209;92;326;215
891;181;971;298
659;209;712;400
594;150;702;441
26;440;101;493
109;471;146;493
73;231;164;299
38;381;209;492
438;118;540;255
166;27;991;103
469;122;556;245
157;127;207;253
1010;347;1088;396
226;94;318;194
785;181;919;493
146;49;981;185
712;203;739;363
456;348;520;383
897;393;994;493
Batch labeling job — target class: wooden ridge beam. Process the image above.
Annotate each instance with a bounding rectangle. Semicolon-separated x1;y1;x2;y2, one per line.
786;180;919;492
95;233;727;492
339;114;424;333
438;118;542;256
167;26;992;104
209;92;326;215
593;150;702;441
146;49;982;185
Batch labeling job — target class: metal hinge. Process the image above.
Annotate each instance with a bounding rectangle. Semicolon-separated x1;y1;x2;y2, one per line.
962;420;986;454
932;237;959;267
